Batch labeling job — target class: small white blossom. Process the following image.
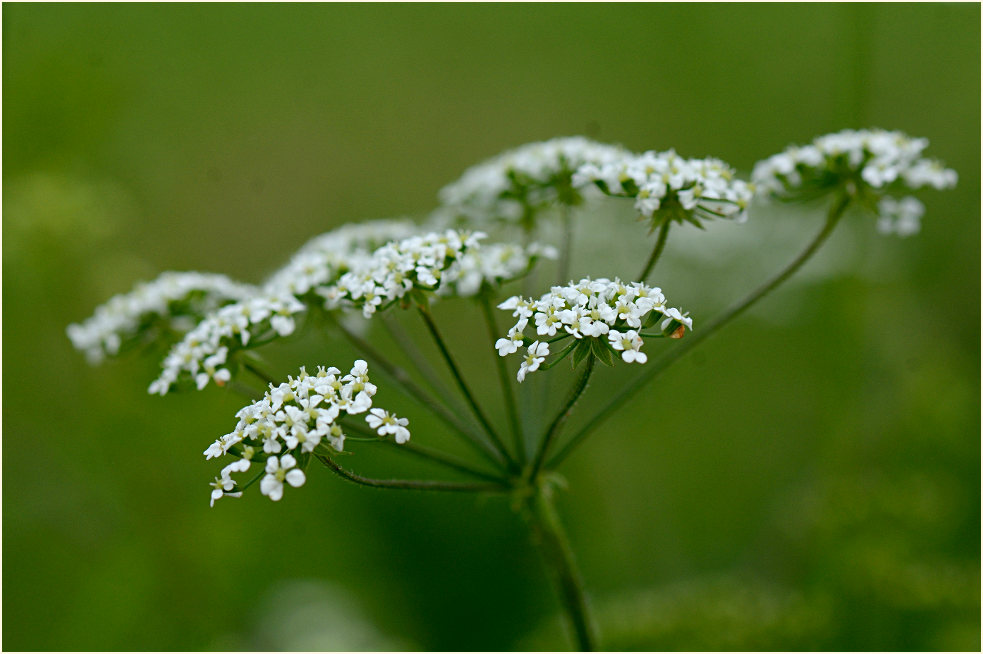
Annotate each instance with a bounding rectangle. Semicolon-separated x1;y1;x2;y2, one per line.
209;475;241;507
260;454;306;502
366;408;411;444
518;341;549;382
608;330;647;364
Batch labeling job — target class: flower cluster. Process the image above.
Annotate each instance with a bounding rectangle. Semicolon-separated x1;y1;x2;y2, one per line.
318;229;484;317
263;218;418;299
497;277;691;381
67;271;258;364
206;361;409;505
876;196;925;237
573;150;754;228
438;241;558;298
751;129;957;201
149;293;306;395
438;136;630;224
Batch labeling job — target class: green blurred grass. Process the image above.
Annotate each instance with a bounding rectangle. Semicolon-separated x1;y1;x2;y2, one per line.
3;4;980;651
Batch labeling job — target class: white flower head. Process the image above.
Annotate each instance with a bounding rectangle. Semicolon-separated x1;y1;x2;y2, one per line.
205;361;406;506
68;271;256;365
438;136;631;225
574;150;753;227
499;277;690;379
318;230;484;318
149;293;306;395
752;129;956;234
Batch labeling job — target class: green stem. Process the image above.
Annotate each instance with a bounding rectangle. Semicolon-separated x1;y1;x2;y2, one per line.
333;319;506;469
480;292;525;464
548;193;851;468
528;356;595;482
241;357;275;386
315;453;508;493
559;203;573;283
339;418;503;482
394;442;506;483
380;313;467;414
417;306;518;472
636;221;671;283
526;485;597;651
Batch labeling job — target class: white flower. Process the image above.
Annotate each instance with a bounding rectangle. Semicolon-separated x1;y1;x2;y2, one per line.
496;322;527;356
366;408;411;444
260;454;306;502
209;475;241;507
518;341;549;382
608;330;647;364
876;196;924;237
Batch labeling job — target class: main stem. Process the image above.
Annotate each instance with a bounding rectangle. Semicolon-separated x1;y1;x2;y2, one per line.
417;305;518;472
636;221;670;283
549;193;851;468
526;485;597;651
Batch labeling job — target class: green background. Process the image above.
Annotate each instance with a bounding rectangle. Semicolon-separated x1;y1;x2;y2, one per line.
3;3;979;651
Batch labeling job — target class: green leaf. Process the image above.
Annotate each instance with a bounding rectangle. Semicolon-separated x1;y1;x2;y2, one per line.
590;337;616;367
571;340;592;369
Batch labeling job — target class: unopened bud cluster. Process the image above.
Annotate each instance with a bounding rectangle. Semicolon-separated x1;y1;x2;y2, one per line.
206;361;409;505
497;277;691;381
67;271;256;364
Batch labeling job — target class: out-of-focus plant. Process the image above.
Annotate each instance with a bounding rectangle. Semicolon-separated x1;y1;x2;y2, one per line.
68;130;956;650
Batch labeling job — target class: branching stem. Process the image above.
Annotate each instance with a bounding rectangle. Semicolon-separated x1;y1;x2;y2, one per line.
548;193;851;468
315;453;508;493
417;305;518;472
332;318;506;469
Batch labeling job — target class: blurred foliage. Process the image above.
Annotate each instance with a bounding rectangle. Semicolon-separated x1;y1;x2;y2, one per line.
3;4;979;651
